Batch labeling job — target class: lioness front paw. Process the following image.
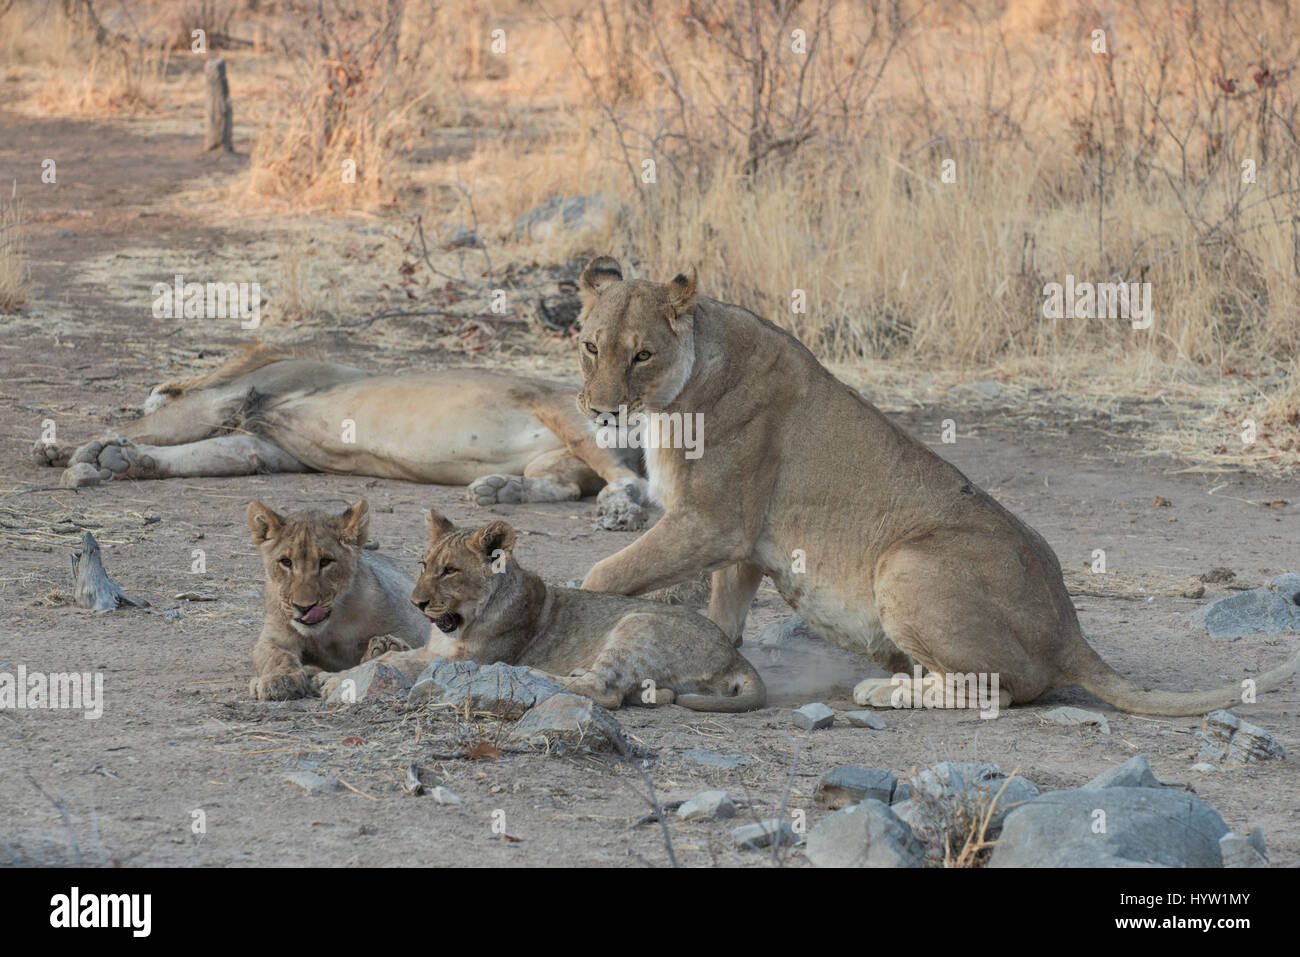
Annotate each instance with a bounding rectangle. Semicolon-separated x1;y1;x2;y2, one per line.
62;437;159;486
468;473;524;506
250;669;314;701
594;477;650;531
852;677;897;708
31;438;74;468
361;634;410;662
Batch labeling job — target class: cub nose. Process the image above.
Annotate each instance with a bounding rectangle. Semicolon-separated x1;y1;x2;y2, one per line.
411;598;428;611
293;603;314;615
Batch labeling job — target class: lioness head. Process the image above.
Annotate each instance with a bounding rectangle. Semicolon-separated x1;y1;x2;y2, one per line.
247;499;369;636
575;256;698;420
410;509;517;638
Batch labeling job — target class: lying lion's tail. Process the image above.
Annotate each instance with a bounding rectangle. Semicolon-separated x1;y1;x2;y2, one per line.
676;658;767;713
1070;640;1300;717
151;343;297;401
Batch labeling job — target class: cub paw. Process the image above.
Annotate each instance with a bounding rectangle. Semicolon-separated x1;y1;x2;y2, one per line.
361;634;410;663
250;669;313;701
468;473;524;506
312;669;350;700
594;477;650;531
852;677;897;708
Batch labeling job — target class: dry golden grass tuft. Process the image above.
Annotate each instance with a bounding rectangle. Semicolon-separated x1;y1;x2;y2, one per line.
0;182;29;314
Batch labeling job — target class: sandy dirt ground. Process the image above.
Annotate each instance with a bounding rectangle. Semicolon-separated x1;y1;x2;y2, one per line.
1;111;1297;868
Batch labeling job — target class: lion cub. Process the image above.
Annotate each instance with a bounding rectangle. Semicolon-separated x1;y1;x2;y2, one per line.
247;499;428;700
326;509;766;712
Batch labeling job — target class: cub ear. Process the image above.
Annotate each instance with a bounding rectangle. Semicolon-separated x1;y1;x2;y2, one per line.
246;501;284;545
333;499;370;547
667;266;697;315
579;256;624;302
469;520;517;561
425;508;457;542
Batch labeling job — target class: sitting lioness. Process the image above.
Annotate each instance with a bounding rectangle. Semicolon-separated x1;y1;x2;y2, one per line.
317;509;766;712
571;256;1300;716
247;498;429;700
31;344;650;529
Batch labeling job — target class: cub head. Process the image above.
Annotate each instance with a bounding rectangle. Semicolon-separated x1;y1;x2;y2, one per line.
247;499;369;637
575;256;698;420
410;510;517;638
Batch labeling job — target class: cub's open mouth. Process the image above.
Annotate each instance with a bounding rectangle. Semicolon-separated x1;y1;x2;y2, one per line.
429;612;462;633
295;605;330;626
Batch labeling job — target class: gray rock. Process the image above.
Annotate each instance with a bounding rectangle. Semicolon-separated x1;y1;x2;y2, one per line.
1193;587;1300;638
845;710;887;729
1219;829;1268;868
430;786;462;806
325;661;412;704
506;692;626;753
283;771;341;794
1042;706;1111;735
806;799;926;867
990;786;1229;867
676;790;737;822
408;658;566;719
792;702;835;730
513;194;626;242
815;767;897;809
1084;755;1160;790
732;819;797;850
971;380;1001;399
681;747;753;770
1196;710;1286;763
755;616;822;648
1266;572;1300;604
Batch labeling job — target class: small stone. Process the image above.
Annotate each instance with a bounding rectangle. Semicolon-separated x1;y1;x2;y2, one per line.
681;747;753;770
1190;762;1215;773
676;790;737;822
732;819;796;850
792;702;834;730
845;710;886;729
814;767;897;809
1220;830;1268;868
970;380;1000;398
806;799;926;868
283;771;341;794
326;661;412;703
1196;710;1286;763
430;786;462;806
1084;755;1160;790
173;591;217;602
507;692;627;753
1182;583;1206;599
1042;706;1111;735
1151;496;1171;508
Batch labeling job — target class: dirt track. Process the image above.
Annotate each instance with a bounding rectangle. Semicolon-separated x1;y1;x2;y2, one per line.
2;112;1298;867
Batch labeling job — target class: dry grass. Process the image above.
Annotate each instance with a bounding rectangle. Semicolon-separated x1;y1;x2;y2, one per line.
0;182;28;313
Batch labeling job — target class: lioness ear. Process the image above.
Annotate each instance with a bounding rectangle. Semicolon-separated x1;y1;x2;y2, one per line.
333;499;370;547
666;266;697;329
579;256;623;303
247;501;284;545
470;520;516;561
425;508;456;542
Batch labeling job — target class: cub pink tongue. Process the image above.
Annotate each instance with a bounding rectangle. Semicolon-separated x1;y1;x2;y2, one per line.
300;605;326;625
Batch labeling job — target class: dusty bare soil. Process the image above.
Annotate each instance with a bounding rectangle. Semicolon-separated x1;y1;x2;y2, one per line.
1;112;1297;868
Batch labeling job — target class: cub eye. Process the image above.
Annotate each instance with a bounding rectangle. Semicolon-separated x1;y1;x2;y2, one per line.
633;350;652;362
583;341;598;356
319;557;333;569
440;567;459;578
278;558;292;569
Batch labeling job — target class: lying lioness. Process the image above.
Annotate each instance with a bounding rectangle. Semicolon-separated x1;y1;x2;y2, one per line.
32;344;650;529
317;509;766;712
572;256;1300;716
247;498;429;700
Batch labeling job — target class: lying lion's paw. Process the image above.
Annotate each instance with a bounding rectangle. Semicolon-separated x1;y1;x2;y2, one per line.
66;437;159;482
852;677;897;708
312;670;349;700
361;634;410;663
31;439;74;468
468;473;524;506
594;478;650;531
250;669;314;701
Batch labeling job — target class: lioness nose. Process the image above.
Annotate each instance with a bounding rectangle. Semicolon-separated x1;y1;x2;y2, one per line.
411;598;428;611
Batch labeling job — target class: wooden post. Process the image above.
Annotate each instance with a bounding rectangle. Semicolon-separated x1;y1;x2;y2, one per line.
204;58;233;152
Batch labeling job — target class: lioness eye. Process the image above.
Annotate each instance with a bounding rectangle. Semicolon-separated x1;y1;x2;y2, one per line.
279;558;292;569
583;341;598;356
319;558;333;569
634;350;652;362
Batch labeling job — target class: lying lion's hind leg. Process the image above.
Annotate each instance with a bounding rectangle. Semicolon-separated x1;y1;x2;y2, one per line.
61;435;304;487
468;450;595;506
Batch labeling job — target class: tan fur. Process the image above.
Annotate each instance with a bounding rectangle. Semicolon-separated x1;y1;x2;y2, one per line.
35;348;648;525
317;510;765;712
572;257;1300;716
246;499;429;700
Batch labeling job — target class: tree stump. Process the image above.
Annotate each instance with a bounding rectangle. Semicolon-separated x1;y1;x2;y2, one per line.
204;58;233;152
